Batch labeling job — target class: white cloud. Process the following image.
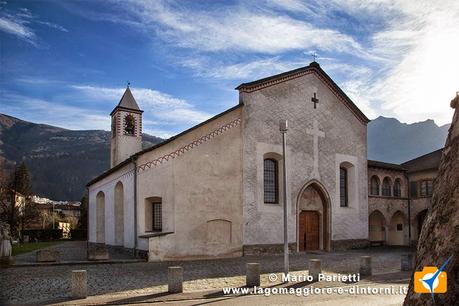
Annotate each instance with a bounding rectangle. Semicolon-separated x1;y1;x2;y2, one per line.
0;16;35;43
362;1;459;124
0;5;68;45
36;21;68;32
118;0;364;56
72;85;211;126
1;93;110;130
181;57;305;80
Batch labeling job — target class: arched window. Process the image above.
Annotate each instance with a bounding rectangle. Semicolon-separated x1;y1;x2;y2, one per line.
340;167;348;207
393;179;402;197
370;176;380;196
264;158;278;204
124;114;136;135
382;177;392;196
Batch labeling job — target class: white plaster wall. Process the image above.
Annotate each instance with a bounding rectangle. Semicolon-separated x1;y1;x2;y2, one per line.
88;162;136;248
240;71;368;247
135;108;244;259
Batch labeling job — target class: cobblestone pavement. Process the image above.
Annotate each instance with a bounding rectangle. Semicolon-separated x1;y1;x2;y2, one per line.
14;241;135;264
1;246;413;305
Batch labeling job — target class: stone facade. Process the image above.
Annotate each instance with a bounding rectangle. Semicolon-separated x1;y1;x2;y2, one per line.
87;63;443;261
367;157;439;247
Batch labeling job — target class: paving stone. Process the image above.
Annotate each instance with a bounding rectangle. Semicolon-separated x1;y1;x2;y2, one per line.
1;245;413;305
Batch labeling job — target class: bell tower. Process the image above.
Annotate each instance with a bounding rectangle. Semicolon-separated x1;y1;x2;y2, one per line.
110;86;143;167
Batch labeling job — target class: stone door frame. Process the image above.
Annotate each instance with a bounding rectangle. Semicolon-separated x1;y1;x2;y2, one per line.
295;179;331;252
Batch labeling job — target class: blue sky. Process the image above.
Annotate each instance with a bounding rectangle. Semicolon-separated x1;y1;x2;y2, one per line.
1;0;458;138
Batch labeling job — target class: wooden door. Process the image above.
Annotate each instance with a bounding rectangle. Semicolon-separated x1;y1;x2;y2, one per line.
299;211;320;251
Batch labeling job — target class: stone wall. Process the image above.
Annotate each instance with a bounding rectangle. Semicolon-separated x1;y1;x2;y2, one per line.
404;95;459;305
240;68;368;250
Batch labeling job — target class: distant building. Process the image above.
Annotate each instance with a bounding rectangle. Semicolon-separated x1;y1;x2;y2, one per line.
368;149;442;246
27;196;82;230
0;188;26;216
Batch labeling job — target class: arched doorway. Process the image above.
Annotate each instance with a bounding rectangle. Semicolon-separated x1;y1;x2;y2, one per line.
297;181;330;251
388;211;407;245
96;191;105;243
369;210;386;244
416;209;428;240
114;182;124;246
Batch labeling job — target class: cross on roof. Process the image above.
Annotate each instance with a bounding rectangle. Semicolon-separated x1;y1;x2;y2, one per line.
311;52;318;62
311;92;319;109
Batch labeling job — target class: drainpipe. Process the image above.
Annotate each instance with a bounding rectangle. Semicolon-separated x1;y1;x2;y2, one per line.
132;156;138;256
405;172;411;245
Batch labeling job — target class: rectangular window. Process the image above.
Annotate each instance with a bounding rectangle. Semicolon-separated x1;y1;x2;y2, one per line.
264;159;279;204
340;167;348;207
420;180;433;197
427;181;433;196
152;202;162;231
410;181;418;198
396;224;403;231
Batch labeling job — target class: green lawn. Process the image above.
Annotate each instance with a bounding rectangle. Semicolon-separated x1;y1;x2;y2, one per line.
12;241;63;256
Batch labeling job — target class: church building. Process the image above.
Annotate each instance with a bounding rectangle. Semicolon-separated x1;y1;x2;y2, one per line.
87;62;371;261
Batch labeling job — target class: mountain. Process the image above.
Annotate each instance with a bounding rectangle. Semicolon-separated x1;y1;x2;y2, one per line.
0;113;450;200
368;116;450;164
0;114;163;200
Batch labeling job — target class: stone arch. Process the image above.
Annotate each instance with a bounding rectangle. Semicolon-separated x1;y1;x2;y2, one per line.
388;210;408;245
96;191;105;243
369;210;386;243
296;180;331;251
114;181;124;246
370;175;380;196
382;177;392;196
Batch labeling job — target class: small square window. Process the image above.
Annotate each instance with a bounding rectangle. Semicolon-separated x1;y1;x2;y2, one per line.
396;224;403;231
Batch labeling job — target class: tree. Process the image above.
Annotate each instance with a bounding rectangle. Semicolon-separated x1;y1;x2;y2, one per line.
0;162;39;240
78;194;88;230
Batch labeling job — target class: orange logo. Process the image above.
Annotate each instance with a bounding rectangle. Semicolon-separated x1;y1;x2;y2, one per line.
414;267;447;294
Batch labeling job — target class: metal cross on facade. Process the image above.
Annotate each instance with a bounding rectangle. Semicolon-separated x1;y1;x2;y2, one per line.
311;92;319;109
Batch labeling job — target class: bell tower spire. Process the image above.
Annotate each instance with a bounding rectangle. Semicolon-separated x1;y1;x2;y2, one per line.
110;85;143;167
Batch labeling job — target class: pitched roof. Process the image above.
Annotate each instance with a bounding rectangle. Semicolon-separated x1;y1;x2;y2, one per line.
401;148;443;173
236;62;370;124
368;160;407;171
110;87;142;115
87;104;243;187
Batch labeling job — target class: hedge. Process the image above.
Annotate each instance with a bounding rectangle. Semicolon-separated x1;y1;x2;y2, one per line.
22;229;63;241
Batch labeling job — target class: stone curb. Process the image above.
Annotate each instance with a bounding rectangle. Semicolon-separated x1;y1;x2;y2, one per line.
8;258;145;268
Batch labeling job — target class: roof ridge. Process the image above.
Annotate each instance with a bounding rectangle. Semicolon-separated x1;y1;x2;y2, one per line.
400;148;444;165
236;62;369;124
